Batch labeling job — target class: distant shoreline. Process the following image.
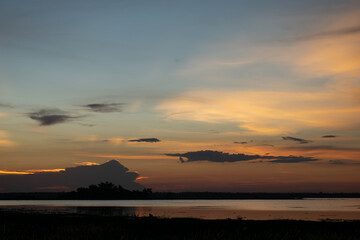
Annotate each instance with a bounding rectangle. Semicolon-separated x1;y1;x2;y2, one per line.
0;192;360;200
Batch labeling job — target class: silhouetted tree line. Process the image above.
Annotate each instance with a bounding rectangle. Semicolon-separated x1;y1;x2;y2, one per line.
1;184;360;200
63;182;152;200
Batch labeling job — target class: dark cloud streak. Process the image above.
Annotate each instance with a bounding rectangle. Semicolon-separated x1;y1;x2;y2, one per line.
282;136;311;144
129;138;160;143
283;145;360;152
322;135;337;138
82;103;123;113
166;150;317;164
28;109;78;126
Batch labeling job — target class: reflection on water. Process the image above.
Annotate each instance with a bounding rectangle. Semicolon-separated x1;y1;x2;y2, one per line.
0;199;359;220
76;207;136;216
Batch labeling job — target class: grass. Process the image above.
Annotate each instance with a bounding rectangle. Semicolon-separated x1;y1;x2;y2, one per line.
0;211;359;240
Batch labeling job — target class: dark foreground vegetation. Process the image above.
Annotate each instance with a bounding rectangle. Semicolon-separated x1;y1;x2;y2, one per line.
0;211;359;240
1;182;360;200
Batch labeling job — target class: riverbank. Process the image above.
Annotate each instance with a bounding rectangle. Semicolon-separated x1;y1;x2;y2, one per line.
1;211;359;240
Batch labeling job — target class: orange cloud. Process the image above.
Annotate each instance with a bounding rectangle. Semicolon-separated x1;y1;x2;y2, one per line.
105;137;125;145
157;89;360;134
0;170;29;175
0;130;16;147
136;176;150;180
75;152;171;160
162;11;360;136
74;162;100;166
0;139;16;147
74;135;99;142
280;146;360;162
28;169;65;173
0;168;65;175
0;130;8;138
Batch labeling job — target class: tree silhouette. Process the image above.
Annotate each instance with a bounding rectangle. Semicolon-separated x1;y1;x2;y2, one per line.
66;182;152;200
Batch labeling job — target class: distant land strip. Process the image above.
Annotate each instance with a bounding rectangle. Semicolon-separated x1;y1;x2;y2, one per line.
0;192;359;200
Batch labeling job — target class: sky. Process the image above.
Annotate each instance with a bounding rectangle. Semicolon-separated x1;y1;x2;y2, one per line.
0;0;359;192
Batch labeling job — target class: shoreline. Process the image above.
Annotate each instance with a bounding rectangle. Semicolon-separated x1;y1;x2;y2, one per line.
1;192;360;200
1;205;360;221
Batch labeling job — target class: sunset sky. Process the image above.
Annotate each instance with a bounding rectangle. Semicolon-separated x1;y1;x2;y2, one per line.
0;0;359;192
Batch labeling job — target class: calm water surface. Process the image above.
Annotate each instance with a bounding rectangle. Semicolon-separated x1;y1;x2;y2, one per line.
1;198;359;220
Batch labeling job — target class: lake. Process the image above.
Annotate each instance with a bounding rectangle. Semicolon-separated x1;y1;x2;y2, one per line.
0;198;359;220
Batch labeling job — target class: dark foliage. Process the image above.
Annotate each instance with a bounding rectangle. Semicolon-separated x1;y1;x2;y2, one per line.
63;182;152;200
0;211;359;240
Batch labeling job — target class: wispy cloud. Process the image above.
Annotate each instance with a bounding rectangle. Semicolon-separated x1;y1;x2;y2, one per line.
0;168;65;175
136;176;150;180
158;10;360;136
283;145;360;152
0;170;29;175
0;103;13;108
74;162;100;166
233;141;248;144
157;89;360;135
104;138;125;144
328;160;360;165
0;130;16;147
166;150;318;164
269;156;317;163
82;103;124;113
128;138;161;143
28;109;78;126
0;140;16;147
75;152;171;160
0;130;8;138
295;25;360;41
282;136;311;144
281;145;360;162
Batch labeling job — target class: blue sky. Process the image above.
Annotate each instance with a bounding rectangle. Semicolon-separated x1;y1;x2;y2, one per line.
0;0;359;192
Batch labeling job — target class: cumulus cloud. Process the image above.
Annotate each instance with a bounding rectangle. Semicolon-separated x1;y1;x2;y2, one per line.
0;160;144;192
28;109;78;126
128;138;160;143
82;103;123;113
166;150;317;164
282;136;311;144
